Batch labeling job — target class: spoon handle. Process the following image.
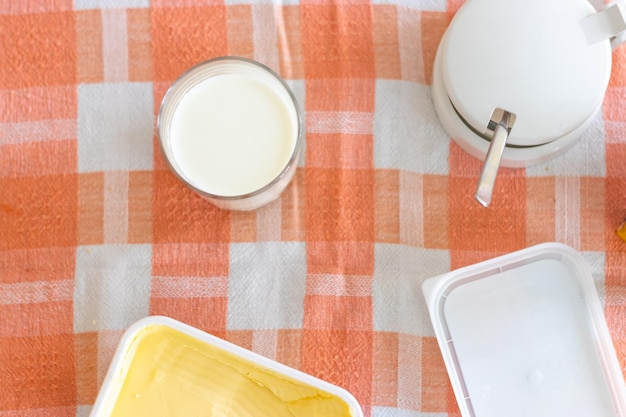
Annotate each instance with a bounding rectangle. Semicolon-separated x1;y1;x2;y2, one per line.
475;122;509;207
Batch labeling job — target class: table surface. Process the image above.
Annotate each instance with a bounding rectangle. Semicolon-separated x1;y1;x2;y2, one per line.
1;1;626;416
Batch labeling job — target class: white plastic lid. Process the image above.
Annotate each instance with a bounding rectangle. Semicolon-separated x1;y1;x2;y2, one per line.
441;0;612;146
422;243;626;417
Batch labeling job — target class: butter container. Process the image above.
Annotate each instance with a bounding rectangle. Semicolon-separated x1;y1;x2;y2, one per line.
422;243;626;417
90;316;363;417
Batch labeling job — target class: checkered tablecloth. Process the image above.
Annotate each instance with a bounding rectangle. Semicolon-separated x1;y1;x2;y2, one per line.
1;0;625;416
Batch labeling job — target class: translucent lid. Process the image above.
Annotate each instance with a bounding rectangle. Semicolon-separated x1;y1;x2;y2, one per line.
422;243;626;417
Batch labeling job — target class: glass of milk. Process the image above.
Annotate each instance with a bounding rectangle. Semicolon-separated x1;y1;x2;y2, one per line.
157;57;303;211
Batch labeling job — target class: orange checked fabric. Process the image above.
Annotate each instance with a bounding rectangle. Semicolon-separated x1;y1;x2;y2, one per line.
1;0;625;416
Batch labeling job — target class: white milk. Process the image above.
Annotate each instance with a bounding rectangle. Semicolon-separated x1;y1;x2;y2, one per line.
169;73;298;197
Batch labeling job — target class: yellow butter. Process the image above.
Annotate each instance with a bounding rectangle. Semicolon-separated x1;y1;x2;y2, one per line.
109;325;353;417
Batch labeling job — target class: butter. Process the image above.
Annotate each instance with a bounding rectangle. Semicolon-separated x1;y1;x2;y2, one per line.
107;324;354;417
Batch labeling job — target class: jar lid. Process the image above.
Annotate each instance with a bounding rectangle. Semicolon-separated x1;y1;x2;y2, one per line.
441;0;612;146
422;243;626;417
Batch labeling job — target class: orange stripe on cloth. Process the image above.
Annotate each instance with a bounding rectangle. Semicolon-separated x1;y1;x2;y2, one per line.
0;336;76;409
75;331;99;405
76;9;104;84
397;334;422;411
78;172;105;246
306;79;376;112
420;11;449;85
420;336;452;413
372;5;401;80
151;171;231;244
0;12;77;89
150;6;228;82
152;243;230;277
128;171;154;244
0;140;77;178
0;247;75;284
0;0;72;14
302;329;373;416
580;176;606;252
127;8;153;82
300;3;375;79
447;143;527;266
0;175;78;251
304;168;375;244
299;39;378;409
375;169;401;244
372;331;399;407
149;297;228;338
0;301;73;337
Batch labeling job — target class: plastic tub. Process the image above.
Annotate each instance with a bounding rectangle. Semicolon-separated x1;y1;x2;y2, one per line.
422;243;626;417
89;316;363;417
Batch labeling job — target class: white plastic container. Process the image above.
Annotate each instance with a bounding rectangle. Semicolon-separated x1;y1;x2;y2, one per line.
431;0;626;205
422;243;626;417
89;316;363;417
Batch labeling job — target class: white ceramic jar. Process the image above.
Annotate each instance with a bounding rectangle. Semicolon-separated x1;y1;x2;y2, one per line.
431;0;626;205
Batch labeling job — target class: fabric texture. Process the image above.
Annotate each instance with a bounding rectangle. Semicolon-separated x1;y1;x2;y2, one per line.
0;0;625;416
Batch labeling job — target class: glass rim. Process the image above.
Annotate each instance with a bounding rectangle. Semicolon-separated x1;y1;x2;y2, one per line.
156;55;304;202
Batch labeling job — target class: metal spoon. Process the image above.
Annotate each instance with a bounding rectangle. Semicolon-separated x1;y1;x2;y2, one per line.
475;109;516;207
